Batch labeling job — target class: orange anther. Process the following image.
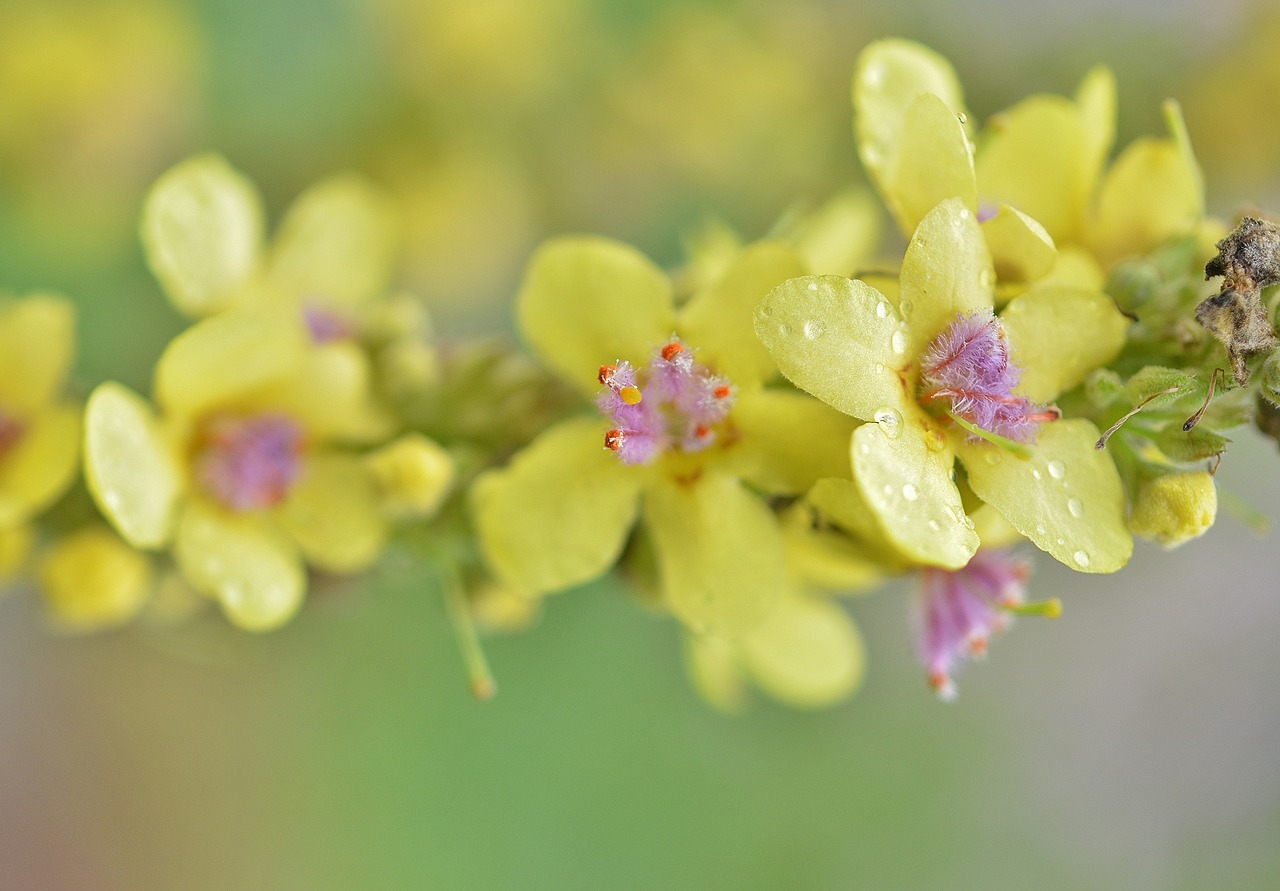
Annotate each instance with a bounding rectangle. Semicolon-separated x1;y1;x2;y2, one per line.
660;341;685;362
598;364;619;386
604;429;625;451
713;385;731;399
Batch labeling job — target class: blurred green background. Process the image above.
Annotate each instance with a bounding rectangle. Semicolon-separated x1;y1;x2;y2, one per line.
3;0;1280;888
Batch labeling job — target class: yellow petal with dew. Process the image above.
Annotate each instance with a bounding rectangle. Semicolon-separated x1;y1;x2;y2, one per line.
174;499;305;632
678;241;806;388
646;470;786;637
741;595;865;708
851;416;978;569
241;340;394;443
976;94;1087;241
982;204;1057;284
957;418;1132;572
900;197;995;357
1075;65;1117;205
154;309;308;419
1088;136;1201;268
729;389;859;496
140;153;264;317
40;526;151;632
1001;284;1130;403
754;275;907;422
516;237;675;396
885;92;978;235
0;402;79;526
268;174;398;307
274;450;388;574
364;433;455;519
0;293;75;414
853;38;968;198
84;384;184;549
683;632;747;714
470;417;644;595
783;187;882;277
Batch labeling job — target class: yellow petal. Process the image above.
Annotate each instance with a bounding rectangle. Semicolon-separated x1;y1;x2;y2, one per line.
1001;284;1130;402
957;418;1132;573
885;92;978;234
754;275;907;422
981;205;1057;283
1075;65;1117;206
683;632;747;714
1040;245;1105;290
854;39;968;200
516;237;675;396
783;187;882;277
729;388;859;495
174;499;306;631
976;95;1087;241
84;383;185;549
852;416;978;569
154;309;308;419
781;520;886;592
241;341;395;443
40;526;151;632
140;153;264;317
0;402;79;526
678;241;806;388
741;595;865;708
268;174;397;307
470;417;644;594
1088;137;1201;267
0;294;75;414
646;471;786;637
806;477;902;560
900;197;994;357
274;451;388;574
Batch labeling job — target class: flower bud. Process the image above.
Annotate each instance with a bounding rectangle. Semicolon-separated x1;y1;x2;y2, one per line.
1128;471;1217;548
40;527;151;631
364;433;455;518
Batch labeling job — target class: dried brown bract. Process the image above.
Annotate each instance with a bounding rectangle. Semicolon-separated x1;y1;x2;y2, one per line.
1197;216;1280;385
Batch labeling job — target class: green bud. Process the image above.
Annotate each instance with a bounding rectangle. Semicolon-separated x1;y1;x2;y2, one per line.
1106;257;1161;311
1129;471;1217;549
1260;351;1280;406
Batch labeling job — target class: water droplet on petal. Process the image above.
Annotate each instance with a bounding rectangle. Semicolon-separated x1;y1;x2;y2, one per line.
1067;498;1083;518
928;519;942;532
1034;523;1047;536
1047;460;1066;480
1073;550;1091;568
890;330;908;354
882;483;893;497
803;319;825;339
899;298;914;315
961;516;975;530
875;301;889;319
984;450;1001;466
925;430;946;451
872;407;903;438
779;322;793;336
1056;537;1066;547
902;483;919;501
807;281;819;292
1031;468;1042;480
857;442;871;457
759;306;772;318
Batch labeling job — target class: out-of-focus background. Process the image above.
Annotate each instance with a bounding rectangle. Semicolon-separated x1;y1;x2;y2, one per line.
2;0;1280;888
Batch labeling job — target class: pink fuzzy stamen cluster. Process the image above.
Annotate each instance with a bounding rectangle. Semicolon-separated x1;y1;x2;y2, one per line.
919;309;1052;443
596;338;734;465
916;549;1029;701
194;413;307;512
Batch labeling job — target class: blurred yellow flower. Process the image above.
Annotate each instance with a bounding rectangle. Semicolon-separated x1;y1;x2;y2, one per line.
40;526;151;632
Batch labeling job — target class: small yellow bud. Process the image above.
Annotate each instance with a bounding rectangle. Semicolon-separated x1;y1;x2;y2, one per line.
364;433;455;518
0;524;34;588
469;581;540;633
1129;471;1217;549
39;527;151;631
378;339;440;398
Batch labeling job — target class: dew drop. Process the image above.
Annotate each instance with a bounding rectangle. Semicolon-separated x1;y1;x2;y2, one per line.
873;362;886;374
902;483;919;501
958;208;972;221
1031;468;1042;480
857;442;871;457
979;268;995;289
803;319;825;339
1034;523;1047;536
984;450;1001;466
873;407;903;438
957;112;968;124
1067;498;1083;518
807;281;819;292
1073;550;1091;568
1047;460;1065;480
875;301;889;319
759;305;772;318
882;483;893;497
1056;537;1066;546
779;322;793;336
899;298;914;315
928;519;942;532
890;330;908;354
961;516;976;530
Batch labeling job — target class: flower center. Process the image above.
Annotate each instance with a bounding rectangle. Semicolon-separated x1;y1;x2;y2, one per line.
596;337;735;465
918;309;1055;444
193;413;306;512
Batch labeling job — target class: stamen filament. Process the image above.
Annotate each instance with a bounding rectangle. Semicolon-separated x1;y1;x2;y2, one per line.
1096;387;1181;449
1001;597;1062;618
1183;367;1224;432
945;410;1033;458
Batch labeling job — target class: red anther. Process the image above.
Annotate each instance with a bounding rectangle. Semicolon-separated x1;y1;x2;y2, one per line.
968;637;988;656
604;429;625;451
713;385;731;399
598;364;619;386
928;670;950;692
660;341;685;362
694;424;711;440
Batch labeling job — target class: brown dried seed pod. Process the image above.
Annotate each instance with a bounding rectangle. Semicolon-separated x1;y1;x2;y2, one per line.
1197;216;1280;386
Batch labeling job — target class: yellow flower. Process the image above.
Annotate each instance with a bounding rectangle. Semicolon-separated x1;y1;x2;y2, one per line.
0;294;81;529
852;39;1205;277
756;198;1133;573
472;237;860;636
83;310;396;631
39;526;151;632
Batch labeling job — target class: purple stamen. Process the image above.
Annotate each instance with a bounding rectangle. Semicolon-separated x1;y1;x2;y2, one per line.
194;413;307;512
303;303;356;344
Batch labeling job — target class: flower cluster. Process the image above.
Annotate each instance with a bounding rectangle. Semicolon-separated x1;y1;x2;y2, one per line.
5;40;1274;710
